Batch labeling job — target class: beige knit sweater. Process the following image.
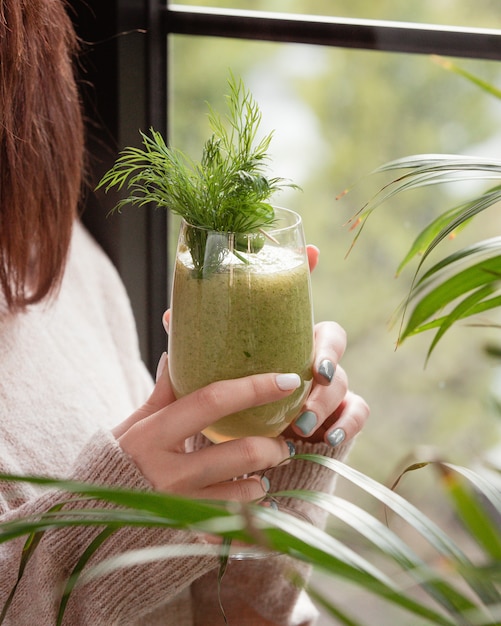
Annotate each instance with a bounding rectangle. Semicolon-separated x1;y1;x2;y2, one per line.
0;221;351;625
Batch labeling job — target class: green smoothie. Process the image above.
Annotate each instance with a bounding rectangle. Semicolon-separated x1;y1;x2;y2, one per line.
168;243;314;443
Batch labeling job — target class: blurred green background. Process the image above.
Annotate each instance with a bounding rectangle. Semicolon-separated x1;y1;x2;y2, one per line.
168;4;501;621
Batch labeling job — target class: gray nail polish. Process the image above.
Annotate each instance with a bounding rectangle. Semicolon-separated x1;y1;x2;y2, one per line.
327;427;346;447
318;359;335;383
261;476;270;492
286;441;296;457
294;410;317;436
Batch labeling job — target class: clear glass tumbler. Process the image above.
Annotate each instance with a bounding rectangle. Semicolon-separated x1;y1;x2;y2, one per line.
168;207;314;443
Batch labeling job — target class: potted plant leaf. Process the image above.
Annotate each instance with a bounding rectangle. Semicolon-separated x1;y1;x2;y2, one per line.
342;60;501;363
2;67;501;626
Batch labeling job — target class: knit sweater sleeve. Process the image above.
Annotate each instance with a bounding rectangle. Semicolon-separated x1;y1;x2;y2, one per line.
191;437;353;626
0;429;219;626
1;428;353;626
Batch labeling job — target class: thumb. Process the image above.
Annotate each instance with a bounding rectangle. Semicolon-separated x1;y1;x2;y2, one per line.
112;352;176;438
307;244;319;272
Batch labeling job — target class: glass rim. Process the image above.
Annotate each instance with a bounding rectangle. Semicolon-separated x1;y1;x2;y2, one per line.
181;206;302;236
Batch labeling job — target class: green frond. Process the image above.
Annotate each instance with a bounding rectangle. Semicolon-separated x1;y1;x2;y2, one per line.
344;149;501;360
3;457;501;625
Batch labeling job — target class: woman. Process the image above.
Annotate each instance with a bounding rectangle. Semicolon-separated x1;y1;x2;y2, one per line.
0;0;369;624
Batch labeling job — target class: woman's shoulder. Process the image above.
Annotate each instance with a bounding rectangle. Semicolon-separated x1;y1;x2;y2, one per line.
65;219;153;401
66;220;135;316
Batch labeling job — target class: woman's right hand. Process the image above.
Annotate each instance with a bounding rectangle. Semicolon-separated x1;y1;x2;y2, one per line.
112;355;296;502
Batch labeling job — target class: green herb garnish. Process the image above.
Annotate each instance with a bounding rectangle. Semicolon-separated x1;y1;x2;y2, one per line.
97;74;299;273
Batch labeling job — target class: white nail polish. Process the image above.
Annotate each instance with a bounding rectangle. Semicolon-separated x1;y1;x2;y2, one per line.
275;373;301;391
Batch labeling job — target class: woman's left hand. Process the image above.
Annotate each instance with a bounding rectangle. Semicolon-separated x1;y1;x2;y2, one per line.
281;245;369;447
283;320;369;446
159;244;369;449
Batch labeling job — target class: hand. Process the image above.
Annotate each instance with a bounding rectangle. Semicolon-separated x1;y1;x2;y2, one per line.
159;306;368;449
112;366;296;501
281;244;369;446
283;320;369;446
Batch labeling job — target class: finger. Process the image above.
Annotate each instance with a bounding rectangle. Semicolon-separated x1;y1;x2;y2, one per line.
198;474;270;502
112;351;176;438
312;321;347;387
306;244;320;272
290;364;349;439
162;309;170;334
321;391;370;447
153;372;302;444
183;436;291;490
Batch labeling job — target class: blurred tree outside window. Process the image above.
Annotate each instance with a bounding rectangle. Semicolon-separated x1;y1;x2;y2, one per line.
167;10;501;621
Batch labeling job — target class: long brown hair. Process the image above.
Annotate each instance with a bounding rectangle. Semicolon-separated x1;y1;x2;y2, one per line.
0;0;84;311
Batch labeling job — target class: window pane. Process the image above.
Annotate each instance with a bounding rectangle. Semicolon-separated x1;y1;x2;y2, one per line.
171;0;501;30
169;34;501;482
167;22;501;623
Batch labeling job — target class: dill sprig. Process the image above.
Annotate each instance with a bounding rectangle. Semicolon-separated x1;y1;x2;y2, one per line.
97;75;298;236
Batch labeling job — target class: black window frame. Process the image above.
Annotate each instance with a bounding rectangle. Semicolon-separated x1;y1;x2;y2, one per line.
72;0;501;373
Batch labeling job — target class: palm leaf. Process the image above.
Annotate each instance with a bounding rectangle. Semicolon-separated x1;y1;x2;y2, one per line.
432;56;501;101
395;238;501;351
396;202;472;276
251;505;459;625
345;151;501;357
276;489;487;621
296;455;501;620
414;237;501;285
400;256;501;345
418;285;498;362
350;155;501;227
344;161;501;255
0;475;454;626
307;587;362;626
437;466;501;562
0;501;67;625
2;456;501;625
389;461;501;607
397;186;501;276
57;526;116;626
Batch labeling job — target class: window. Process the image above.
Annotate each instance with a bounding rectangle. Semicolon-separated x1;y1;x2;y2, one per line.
166;2;501;478
70;5;501;620
173;0;501;30
74;1;501;479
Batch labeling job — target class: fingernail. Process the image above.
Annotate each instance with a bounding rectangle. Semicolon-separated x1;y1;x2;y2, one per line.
286;441;296;457
155;351;167;382
294;410;317;436
318;359;335;383
162;312;169;334
261;499;279;510
261;476;270;493
275;373;301;391
327;427;346;447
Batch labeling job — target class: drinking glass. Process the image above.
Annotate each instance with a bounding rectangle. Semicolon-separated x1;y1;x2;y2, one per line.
168;207;314;443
